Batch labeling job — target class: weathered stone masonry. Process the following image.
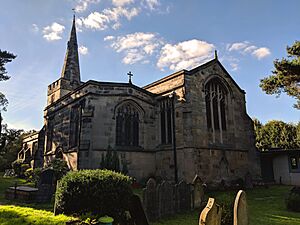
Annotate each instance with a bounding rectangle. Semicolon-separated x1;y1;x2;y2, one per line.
18;16;260;184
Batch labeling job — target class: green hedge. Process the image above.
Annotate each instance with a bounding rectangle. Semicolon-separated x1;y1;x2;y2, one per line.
55;169;132;221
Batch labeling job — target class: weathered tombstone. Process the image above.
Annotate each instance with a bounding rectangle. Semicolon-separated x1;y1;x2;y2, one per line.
36;168;55;203
244;172;253;189
39;168;55;185
128;194;149;225
142;178;159;221
199;198;222;225
3;169;15;177
158;181;174;218
175;180;191;212
192;175;204;209
234;190;248;225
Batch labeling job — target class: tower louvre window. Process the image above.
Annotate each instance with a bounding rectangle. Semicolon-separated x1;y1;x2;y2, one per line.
116;103;139;146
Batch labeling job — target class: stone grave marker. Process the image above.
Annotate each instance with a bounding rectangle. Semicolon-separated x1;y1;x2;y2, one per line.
36;168;55;203
142;178;159;221
158;180;174;218
3;169;15;177
199;198;222;225
128;194;149;225
176;180;191;212
192;175;204;209
234;190;248;225
39;168;55;185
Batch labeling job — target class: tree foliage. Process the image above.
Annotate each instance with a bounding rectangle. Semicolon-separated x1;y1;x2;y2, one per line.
253;119;300;151
260;41;300;109
0;50;16;111
0;126;24;171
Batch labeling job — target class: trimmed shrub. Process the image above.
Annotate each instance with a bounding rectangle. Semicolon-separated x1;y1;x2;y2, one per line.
47;158;69;180
286;186;300;212
55;169;132;222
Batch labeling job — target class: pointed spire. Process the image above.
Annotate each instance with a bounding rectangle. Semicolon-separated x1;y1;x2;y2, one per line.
214;50;218;60
61;14;81;88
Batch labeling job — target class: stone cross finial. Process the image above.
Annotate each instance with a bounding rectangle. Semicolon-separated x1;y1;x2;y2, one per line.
214;50;218;59
127;71;133;84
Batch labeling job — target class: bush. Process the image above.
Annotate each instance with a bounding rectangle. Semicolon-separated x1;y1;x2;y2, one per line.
286;186;300;212
55;169;133;222
24;167;42;185
11;159;23;176
47;158;69;180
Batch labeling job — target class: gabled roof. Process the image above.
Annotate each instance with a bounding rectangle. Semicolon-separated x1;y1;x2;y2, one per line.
143;58;246;94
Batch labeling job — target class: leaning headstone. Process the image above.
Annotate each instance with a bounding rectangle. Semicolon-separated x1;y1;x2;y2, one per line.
158;181;174;218
128;194;149;225
192;175;204;209
234;190;248;225
175;180;191;212
199;198;222;225
143;178;159;222
244;172;253;189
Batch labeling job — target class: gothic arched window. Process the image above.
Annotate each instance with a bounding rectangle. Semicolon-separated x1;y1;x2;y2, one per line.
205;78;227;132
116;103;139;146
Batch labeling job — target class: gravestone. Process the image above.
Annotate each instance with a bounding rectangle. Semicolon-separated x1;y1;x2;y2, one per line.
234;190;248;225
192;175;204;209
158;181;174;218
142;178;159;221
36;168;55;203
244;172;253;189
3;169;15;177
128;194;149;225
199;198;222;225
175;180;191;212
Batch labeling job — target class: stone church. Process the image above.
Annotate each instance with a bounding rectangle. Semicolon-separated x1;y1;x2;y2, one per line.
18;16;260;184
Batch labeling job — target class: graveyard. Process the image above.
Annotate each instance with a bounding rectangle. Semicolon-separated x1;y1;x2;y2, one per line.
0;172;300;225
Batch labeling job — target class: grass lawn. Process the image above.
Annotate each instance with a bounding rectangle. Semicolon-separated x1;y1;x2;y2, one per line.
0;205;74;225
151;186;300;225
1;174;300;225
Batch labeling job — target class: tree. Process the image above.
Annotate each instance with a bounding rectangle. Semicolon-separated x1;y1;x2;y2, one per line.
0;50;16;111
0;126;24;171
253;119;299;151
260;41;300;109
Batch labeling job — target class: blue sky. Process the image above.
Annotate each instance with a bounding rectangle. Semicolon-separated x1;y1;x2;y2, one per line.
0;0;299;130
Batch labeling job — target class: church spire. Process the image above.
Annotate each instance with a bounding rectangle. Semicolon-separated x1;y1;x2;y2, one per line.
61;14;81;88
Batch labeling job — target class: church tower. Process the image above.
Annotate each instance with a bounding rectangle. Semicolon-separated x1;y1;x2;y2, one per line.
47;15;81;106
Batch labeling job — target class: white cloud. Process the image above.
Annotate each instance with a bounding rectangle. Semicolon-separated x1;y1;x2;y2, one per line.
31;24;39;33
106;32;163;64
252;47;271;59
78;45;89;55
75;0;100;12
104;35;115;41
42;22;65;41
78;7;139;30
227;41;271;59
112;0;134;7
142;0;160;10
227;41;249;51
157;39;215;71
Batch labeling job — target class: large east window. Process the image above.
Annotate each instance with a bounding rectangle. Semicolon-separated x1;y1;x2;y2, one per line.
205;78;228;143
116;103;139;146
